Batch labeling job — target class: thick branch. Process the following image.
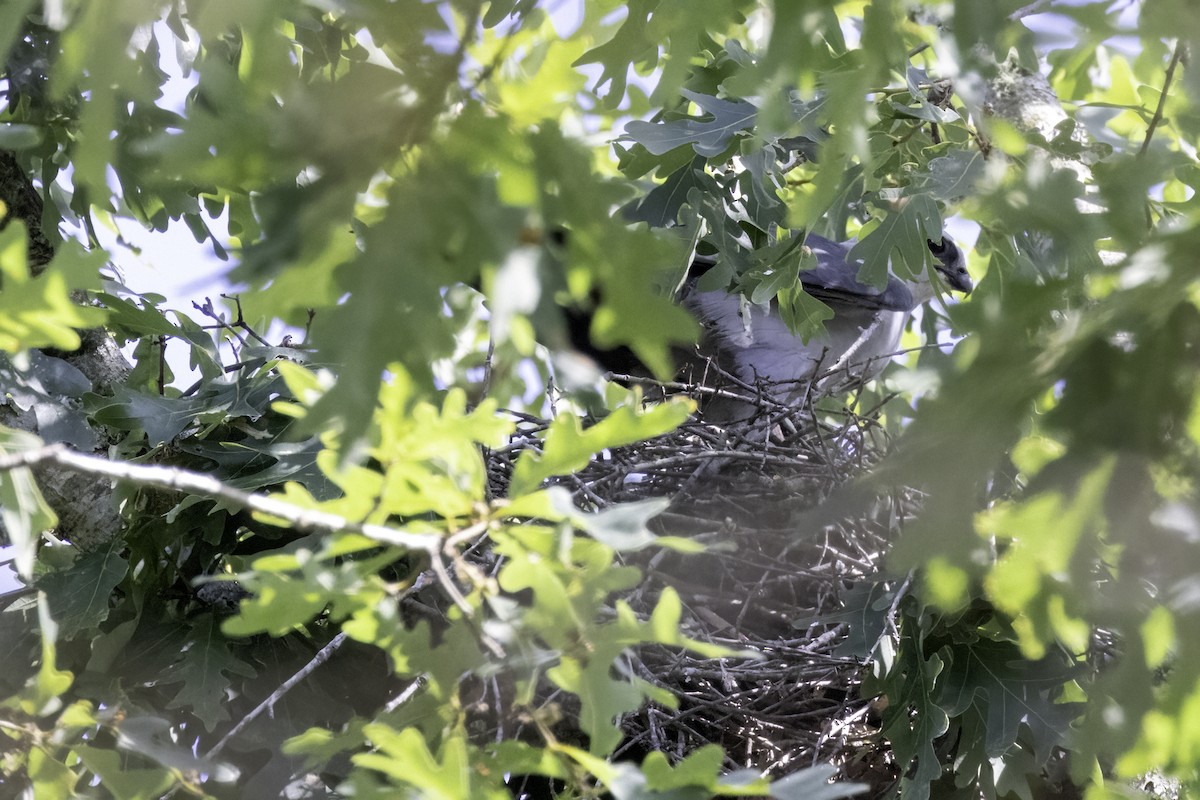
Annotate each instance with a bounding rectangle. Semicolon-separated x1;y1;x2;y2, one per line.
0;443;444;553
0;149;54;271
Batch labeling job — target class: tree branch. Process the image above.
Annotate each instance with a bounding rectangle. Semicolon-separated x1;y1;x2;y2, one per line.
203;572;434;760
1008;0;1051;20
204;631;349;760
1140;40;1186;157
0;444;449;574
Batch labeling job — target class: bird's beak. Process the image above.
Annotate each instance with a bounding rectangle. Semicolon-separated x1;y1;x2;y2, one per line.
951;271;973;295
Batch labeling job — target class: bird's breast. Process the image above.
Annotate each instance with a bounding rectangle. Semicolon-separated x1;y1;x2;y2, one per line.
683;289;909;388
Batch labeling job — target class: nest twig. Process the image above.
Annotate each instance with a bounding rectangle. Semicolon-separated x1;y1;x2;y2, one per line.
484;371;918;792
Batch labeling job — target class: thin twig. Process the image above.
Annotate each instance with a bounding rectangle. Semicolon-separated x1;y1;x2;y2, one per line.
383;674;428;713
156;336;167;396
1009;0;1051;20
220;294;272;346
1140;40;1186;157
204;631;348;760
202;571;441;759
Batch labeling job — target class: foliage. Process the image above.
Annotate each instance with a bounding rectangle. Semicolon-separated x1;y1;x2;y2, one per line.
1;1;1200;799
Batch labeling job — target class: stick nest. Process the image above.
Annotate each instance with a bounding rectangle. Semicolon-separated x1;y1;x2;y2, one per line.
487;376;915;792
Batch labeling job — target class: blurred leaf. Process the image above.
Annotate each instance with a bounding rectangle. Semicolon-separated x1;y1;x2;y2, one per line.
0;227;104;352
27;748;77;800
640;746;724;791
768;764;867;800
115;716;237;780
0;427;56;580
74;746;176;799
0;123;42;149
571;497;670;552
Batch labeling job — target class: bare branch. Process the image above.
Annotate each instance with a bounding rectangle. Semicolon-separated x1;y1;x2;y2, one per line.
0;444;450;573
204;631;348;760
1140;40;1186;157
1009;0;1051;20
203;573;437;760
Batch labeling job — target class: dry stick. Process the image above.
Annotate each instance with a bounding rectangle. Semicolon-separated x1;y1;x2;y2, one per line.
384;674;428;714
220;294;272;347
204;571;436;761
205;630;348;760
1008;0;1051;20
1140;39;1186;157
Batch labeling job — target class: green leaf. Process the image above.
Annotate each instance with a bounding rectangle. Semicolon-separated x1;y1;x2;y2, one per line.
623;157;714;228
222;572;329;637
768;764;867;800
38;539;128;638
0;427;56;580
641;745;724;790
19;599;75;715
624;91;757;156
284;718;370;769
572;497;670;552
353;728;508;799
510;400;692;497
937;637;1081;761
792;579;896;659
85;387;211;445
847;195;944;288
161;615;257;731
915;149;987;203
75;745;176;799
879;639;949;799
572;0;659;106
0;227;105;352
602;761;710;800
342;608;483;700
778;280;836;342
547;652;643;756
27;748;77;800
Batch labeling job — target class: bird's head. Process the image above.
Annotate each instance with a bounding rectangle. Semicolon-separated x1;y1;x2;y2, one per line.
927;238;973;295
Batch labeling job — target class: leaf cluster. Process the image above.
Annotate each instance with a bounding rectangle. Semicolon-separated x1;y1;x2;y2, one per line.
5;1;1200;799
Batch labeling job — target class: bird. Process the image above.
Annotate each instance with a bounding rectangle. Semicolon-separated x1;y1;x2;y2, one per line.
679;232;972;422
560;230;972;424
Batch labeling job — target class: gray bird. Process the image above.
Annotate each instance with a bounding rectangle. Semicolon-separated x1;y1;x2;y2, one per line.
681;233;972;422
